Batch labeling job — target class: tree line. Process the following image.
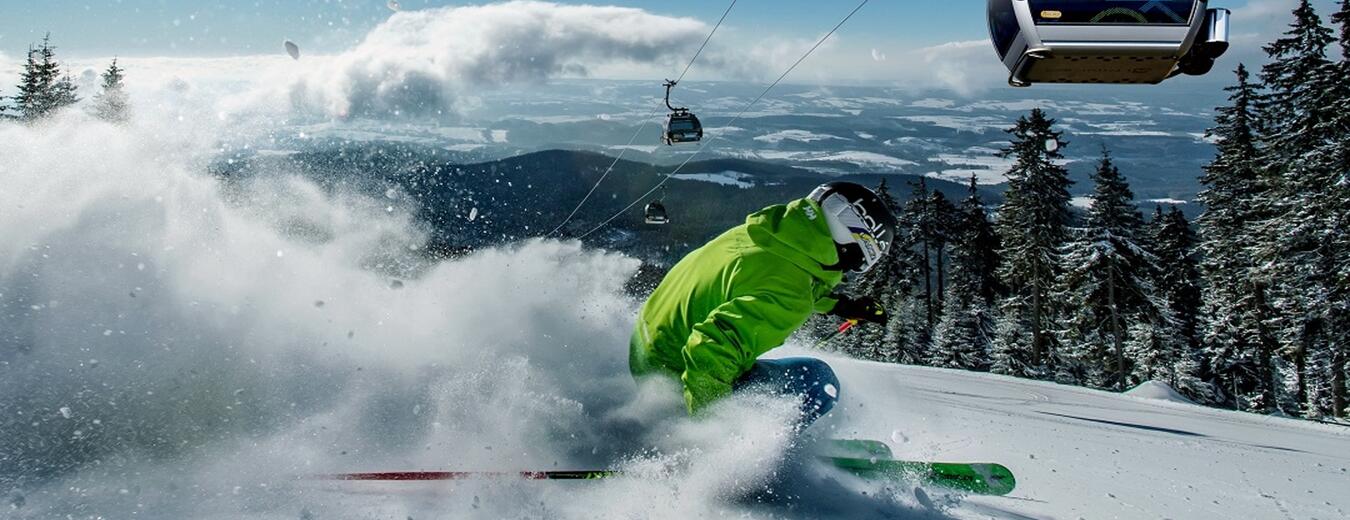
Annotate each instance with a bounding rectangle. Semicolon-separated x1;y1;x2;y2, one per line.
819;0;1350;421
0;34;128;123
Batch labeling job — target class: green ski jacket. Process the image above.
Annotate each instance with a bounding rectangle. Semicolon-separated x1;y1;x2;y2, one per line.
630;197;844;414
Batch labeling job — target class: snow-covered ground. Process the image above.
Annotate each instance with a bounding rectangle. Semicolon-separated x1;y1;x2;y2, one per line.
814;354;1350;519
671;171;756;188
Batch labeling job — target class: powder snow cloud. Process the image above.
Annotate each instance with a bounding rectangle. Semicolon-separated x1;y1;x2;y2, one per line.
279;1;713;118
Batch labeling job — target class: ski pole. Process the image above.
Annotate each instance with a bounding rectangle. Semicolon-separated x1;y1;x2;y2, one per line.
314;470;618;481
813;319;858;348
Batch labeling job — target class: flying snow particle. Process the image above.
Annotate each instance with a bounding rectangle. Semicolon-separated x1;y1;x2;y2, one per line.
468;207;479;221
387;0;401;11
824;383;838;399
59;407;72;419
870;48;887;62
284;40;301;60
384;188;398;200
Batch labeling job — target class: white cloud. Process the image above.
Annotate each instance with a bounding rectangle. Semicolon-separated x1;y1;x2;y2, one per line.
278;1;717;118
915;39;1007;95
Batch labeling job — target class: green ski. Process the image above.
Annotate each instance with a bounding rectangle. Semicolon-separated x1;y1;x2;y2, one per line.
819;439;1016;496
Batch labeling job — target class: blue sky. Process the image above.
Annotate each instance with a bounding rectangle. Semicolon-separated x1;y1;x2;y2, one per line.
0;1;983;57
0;0;1264;57
0;0;1333;89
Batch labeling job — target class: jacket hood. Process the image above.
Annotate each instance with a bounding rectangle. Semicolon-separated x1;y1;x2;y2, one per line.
743;198;843;283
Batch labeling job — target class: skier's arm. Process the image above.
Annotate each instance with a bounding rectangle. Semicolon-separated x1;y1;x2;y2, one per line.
680;286;814;415
813;294;839;314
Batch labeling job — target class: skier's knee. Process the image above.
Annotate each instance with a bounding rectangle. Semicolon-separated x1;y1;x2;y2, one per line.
800;358;840;418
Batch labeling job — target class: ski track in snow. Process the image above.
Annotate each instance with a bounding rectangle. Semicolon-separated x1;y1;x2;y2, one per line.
802;350;1350;520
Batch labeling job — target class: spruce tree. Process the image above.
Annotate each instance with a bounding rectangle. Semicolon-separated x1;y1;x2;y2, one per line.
52;72;80;109
93;58;129;123
990;300;1032;377
14;43;49;121
1326;0;1350;419
1150;207;1202;357
929;179;998;371
1143;206;1213;401
993;108;1072;377
13;34;78;121
928;189;959;319
902;179;938;330
1058;148;1156;390
1196;64;1280;413
1255;0;1340;416
959;178;1005;306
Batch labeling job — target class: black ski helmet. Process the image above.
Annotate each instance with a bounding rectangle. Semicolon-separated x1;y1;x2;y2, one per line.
808;181;897;273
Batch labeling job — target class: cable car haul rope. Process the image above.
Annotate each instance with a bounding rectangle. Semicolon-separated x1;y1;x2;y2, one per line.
550;0;1232;239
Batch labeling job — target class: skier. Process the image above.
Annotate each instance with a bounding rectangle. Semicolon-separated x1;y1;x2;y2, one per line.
630;181;896;429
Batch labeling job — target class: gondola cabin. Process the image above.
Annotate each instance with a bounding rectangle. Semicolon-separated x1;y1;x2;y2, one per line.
662;110;703;145
644;202;670;225
987;0;1230;86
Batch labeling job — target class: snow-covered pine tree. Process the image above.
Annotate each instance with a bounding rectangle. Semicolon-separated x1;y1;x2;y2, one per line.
1196;64;1281;413
929;179;997;371
1057;148;1157;390
93;58;129;123
927;189;959;320
902;179;938;330
993;108;1072;377
1253;0;1339;417
1326;0;1350;419
881;296;929;364
1150;208;1201;350
52;73;79;110
1146;206;1212;402
14;34;78;121
990;299;1032;377
14;44;50;121
958;177;1005;306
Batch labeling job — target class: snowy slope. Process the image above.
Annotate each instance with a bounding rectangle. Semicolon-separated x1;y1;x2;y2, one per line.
269;354;1350;520
816;353;1350;519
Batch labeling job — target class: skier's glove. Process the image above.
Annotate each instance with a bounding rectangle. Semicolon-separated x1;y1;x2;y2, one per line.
829;295;888;326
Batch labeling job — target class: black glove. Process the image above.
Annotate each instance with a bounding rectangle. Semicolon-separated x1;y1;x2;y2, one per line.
829;295;888;325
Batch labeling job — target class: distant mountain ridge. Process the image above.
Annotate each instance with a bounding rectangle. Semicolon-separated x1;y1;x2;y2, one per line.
217;146;988;264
